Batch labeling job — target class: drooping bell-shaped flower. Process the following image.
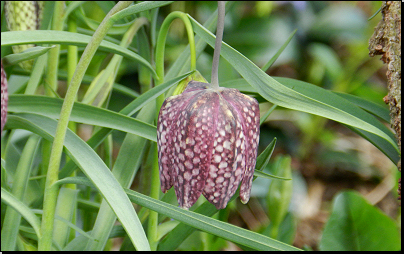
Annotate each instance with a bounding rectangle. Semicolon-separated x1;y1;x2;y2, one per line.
1;61;8;133
157;81;260;209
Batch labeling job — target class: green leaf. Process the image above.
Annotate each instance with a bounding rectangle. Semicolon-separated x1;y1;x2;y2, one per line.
52;176;300;251
261;29;297;72
6;114;151;251
189;16;399;158
253;169;291;181
8;95;157;142
31;209;95;241
1;30;157;78
126;189;300;251
110;1;174;22
333;91;390;123
218;76;399;163
319;191;401;251
73;7;138;35
8;72;192;145
255;138;277;172
1;187;42;239
85;104;155;251
1;135;41;251
2;46;55;67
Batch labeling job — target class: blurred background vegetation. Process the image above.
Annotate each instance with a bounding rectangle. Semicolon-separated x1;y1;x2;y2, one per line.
106;1;399;250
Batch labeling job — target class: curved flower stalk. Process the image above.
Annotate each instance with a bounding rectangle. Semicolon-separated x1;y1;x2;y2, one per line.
1;62;8;133
157;81;260;209
4;1;44;70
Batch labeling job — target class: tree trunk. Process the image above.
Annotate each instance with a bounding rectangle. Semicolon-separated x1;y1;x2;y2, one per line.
369;1;401;202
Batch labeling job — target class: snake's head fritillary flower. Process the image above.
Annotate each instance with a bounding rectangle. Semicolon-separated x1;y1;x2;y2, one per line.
157;81;260;209
1;62;8;133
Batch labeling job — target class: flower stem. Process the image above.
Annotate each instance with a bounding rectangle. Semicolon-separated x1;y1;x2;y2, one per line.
38;2;132;250
155;11;196;86
148;145;160;251
210;1;225;89
45;1;64;97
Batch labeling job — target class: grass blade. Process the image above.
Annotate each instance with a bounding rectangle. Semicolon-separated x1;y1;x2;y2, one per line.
6;114;151;251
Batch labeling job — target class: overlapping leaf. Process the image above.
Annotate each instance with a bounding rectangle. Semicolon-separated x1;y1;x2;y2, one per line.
6;114;150;251
1;30;156;78
189;16;399;163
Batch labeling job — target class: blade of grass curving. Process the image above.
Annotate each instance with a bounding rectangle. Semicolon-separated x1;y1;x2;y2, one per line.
110;1;174;22
73;7;137;35
8;72;192;145
2;46;54;67
1;187;42;240
1;30;156;78
6;114;150;251
345;124;399;163
261;29;297;72
8;95;157;142
85;103;155;251
31;209;94;241
124;189;301;251
220;77;399;163
260;104;277;125
40;176;300;251
254;170;291;181
333;91;390;123
57;71;139;98
1;135;41;251
189;15;398;154
255;138;277;171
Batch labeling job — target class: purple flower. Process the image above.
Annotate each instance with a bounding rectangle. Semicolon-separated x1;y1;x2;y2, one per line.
1;61;8;133
157;81;260;209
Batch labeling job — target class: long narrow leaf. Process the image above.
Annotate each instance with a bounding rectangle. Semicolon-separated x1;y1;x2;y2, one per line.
1;30;156;78
332;91;390;122
1;187;42;239
41;176;300;251
189;16;399;156
2;46;55;67
8;72;192;144
221;77;399;163
127;189;300;251
8;95;157;142
6;114;151;251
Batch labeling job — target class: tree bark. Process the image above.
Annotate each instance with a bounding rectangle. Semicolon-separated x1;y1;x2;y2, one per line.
369;1;401;202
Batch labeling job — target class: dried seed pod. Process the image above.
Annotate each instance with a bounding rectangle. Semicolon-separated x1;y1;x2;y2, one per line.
157;81;260;209
4;1;44;70
1;62;8;133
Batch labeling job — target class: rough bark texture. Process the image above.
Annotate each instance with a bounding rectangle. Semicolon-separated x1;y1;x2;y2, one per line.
369;1;401;202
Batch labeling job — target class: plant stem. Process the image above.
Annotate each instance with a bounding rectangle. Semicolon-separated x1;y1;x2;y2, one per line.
38;2;132;250
210;1;225;89
148;145;160;251
45;1;64;97
155;11;196;86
